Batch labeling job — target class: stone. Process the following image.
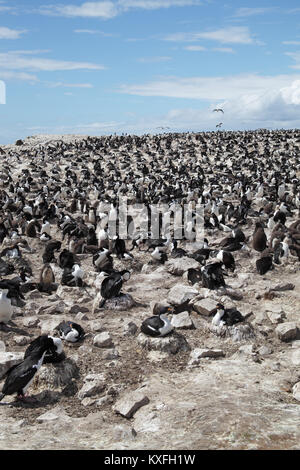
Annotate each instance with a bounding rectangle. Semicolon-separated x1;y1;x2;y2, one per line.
192;298;216;316
93;332;114;348
33;358;79;390
13;335;31;346
89;321;103;332
22;316;40;328
113;390;150;419
113;425;137;441
267;311;286;324
40;318;64;335
167;284;198;305
292;382;300;402
69;304;90;314
0;352;23;379
165;257;200;276
257;345;273;356
291;349;300;366
270;283;295;292
252;311;269;325
102;349;120;360
36;406;72;423
78;373;106;400
137;332;190;354
188;348;224;365
75;312;89;321
171;311;195;329
0;341;5;352
123;321;138;336
276;322;298;342
39;300;66;315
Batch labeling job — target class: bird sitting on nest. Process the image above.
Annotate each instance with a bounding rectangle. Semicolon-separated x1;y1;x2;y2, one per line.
141;304;174;337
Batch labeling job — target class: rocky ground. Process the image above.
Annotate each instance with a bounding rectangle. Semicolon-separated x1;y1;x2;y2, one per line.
0;133;299;450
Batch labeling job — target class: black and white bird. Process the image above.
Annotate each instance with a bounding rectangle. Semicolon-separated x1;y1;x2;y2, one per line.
24;335;64;364
141;305;174;337
211;303;244;327
0;336;58;402
93;248;113;272
99;269;131;308
201;262;225;289
55;321;85;343
216;250;236;272
0;288;13;327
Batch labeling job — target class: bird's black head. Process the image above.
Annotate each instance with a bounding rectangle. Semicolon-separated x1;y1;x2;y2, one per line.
216;303;225;310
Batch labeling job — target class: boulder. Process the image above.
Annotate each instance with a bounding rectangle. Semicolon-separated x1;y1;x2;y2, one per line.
78;373;106;400
167;284;198;305
113;390;150;419
165;257;200;276
93;332;114;348
0;352;23;379
137;332;190;354
192;298;216;316
276;322;298;342
188;348;224;365
171;311;194;329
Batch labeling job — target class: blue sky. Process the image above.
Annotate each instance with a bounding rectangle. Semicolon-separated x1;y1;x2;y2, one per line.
1;0;300;143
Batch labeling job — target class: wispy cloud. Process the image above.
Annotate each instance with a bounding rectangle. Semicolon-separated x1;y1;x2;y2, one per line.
46;82;94;88
0;26;27;39
119;73;300;101
212;47;235;53
232;7;276;18
282;41;300;46
0;51;106;72
184;45;206;51
38;0;202;18
137;56;171;63
74;29;117;36
163;26;257;44
285;51;300;69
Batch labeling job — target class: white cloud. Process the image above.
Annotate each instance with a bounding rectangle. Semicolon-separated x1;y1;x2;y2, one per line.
74;29;116;36
39;0;202;18
212;47;235;53
137;56;171;63
285;51;300;69
0;51;105;71
39;2;118;19
282;41;300;45
47;82;94;88
184;45;206;51
0;71;38;82
232;7;276;18
164;26;256;44
0;26;27;39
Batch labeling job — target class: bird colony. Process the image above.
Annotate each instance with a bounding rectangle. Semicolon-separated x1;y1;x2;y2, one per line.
0;129;299;449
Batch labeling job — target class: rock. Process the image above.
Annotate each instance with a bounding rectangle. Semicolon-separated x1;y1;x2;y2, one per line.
78;373;106;400
89;321;104;332
192;298;216;316
189;348;224;365
22;316;39;328
13;335;31;346
102;294;137;311
113;425;137;441
252;311;269;325
36;406;72;423
40;318;64;335
217;287;243;300
167;284;198;305
123;321;138;336
171;311;194;329
33;358;79;390
0;352;23;379
93;332;114;348
292;382;300;402
101;349;120;360
75;312;89;321
276;322;298;342
56;285;80;297
39;300;66;315
257;345;273;356
113;390;150;419
0;341;5;352
267;311;286;324
291;349;300;366
237;344;255;356
165;257;200;276
69;304;90;314
270;283;295;292
137;332;190;354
